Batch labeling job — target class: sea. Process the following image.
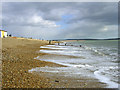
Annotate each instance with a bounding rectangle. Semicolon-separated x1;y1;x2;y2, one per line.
29;40;119;88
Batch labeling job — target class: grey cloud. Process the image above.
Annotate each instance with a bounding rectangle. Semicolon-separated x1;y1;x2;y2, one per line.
68;3;118;25
2;2;118;39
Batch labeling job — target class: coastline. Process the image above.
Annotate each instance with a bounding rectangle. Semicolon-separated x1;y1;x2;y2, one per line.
29;46;107;88
2;37;108;88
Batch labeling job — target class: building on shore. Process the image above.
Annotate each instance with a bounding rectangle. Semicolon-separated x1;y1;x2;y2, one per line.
4;31;7;37
0;30;7;38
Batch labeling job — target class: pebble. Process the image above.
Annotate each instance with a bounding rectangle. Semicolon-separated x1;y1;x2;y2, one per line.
55;80;59;82
2;40;63;88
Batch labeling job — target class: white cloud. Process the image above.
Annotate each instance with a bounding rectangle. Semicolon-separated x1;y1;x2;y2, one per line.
30;14;60;28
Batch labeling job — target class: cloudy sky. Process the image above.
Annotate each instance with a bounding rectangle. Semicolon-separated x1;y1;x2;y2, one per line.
2;2;118;40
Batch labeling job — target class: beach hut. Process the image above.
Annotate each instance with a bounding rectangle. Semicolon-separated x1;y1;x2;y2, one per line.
0;30;7;38
4;31;7;37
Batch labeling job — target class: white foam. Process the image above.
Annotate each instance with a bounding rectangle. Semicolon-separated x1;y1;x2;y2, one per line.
84;46;106;56
40;49;82;56
35;56;93;70
33;44;119;88
40;46;68;50
73;64;93;68
94;69;119;88
28;66;84;77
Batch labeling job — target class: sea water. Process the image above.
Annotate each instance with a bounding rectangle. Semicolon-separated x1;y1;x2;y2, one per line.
29;40;119;88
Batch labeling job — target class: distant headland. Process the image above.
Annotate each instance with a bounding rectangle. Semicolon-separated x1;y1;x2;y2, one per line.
52;38;120;41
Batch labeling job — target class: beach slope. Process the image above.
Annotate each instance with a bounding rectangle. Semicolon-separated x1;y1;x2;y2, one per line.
2;37;61;88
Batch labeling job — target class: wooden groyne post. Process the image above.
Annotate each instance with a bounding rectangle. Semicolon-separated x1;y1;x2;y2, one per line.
49;40;52;44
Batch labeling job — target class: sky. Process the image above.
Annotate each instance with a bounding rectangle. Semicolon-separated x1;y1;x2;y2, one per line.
2;2;118;40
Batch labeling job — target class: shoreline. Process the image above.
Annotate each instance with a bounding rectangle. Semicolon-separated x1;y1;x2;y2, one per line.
29;45;107;88
2;37;113;88
2;37;62;88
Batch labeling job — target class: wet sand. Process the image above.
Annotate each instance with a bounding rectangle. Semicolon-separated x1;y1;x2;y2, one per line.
2;37;108;88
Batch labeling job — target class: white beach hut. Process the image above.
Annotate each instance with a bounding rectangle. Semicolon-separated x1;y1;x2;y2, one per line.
4;31;7;37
